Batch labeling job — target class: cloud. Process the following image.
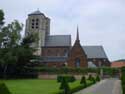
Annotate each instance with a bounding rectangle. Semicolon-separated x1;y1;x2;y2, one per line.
0;0;125;61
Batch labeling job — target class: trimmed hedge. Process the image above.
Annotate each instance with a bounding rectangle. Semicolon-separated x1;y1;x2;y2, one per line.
56;75;96;94
25;67;119;75
80;76;87;87
56;80;94;94
95;74;100;82
26;67;101;74
70;82;93;93
0;83;11;94
88;75;96;84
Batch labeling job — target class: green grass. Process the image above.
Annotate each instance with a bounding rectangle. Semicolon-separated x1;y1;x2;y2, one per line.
2;79;60;94
1;79;81;94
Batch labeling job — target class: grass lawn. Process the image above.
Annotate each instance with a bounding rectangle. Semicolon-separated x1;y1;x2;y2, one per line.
1;79;81;94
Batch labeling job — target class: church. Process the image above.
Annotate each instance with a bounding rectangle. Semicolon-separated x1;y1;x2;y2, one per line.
25;10;110;68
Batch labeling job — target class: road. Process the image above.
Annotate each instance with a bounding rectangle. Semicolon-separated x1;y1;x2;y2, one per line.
74;78;122;94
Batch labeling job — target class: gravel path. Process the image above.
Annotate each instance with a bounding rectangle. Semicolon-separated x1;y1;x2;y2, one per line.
74;78;122;94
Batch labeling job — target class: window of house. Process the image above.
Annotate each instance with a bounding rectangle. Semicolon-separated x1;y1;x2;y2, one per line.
36;22;38;25
75;58;80;68
32;19;35;22
31;19;39;29
31;19;35;29
32;26;34;29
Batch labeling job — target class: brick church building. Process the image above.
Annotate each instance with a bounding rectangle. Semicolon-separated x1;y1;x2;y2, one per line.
25;10;110;68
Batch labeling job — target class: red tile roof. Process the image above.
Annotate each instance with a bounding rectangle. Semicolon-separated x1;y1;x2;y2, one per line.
111;61;125;68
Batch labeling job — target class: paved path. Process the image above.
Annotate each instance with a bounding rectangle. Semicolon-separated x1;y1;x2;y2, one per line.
75;78;122;94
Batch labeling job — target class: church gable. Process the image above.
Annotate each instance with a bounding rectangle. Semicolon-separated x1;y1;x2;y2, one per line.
67;28;88;68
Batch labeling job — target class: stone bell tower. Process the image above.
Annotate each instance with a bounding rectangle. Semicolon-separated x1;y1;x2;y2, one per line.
25;10;50;55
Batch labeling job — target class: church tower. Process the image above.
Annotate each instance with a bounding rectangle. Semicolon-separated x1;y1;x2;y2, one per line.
25;10;50;55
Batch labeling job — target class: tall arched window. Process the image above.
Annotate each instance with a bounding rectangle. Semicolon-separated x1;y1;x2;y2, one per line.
75;58;80;68
64;49;68;56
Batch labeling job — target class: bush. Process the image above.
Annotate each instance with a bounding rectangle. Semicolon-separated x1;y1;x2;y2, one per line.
70;81;93;93
57;75;76;83
88;75;96;84
121;67;125;94
0;83;11;94
80;76;87;87
59;77;71;94
96;74;100;82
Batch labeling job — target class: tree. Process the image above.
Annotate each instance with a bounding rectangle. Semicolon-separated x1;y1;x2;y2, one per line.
0;9;4;28
0;10;37;79
0;20;23;78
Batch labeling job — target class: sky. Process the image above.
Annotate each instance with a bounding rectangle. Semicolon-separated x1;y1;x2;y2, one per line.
0;0;125;61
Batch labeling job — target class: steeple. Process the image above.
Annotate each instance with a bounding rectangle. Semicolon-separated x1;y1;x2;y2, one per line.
76;26;80;43
76;26;79;41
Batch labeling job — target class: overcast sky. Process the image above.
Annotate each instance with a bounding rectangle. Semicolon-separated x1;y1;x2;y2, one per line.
0;0;125;61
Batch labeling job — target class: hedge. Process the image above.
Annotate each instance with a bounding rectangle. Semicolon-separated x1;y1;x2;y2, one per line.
25;67;119;75
55;75;96;94
121;67;125;94
55;80;94;94
57;75;76;83
0;83;11;94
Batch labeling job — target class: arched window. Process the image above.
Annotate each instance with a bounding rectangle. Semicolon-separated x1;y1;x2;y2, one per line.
75;58;80;68
64;49;68;56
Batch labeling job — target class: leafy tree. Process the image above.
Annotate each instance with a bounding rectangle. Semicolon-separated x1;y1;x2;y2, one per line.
0;10;37;79
0;20;23;78
0;9;4;28
80;76;87;87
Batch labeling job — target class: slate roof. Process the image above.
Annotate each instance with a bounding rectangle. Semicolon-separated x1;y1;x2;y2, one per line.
28;10;45;16
41;56;67;62
83;46;108;59
45;35;71;47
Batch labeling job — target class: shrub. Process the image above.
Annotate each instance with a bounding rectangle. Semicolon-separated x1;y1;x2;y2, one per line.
121;67;125;94
96;74;100;82
59;77;71;94
0;83;11;94
80;76;87;87
70;80;93;93
88;74;96;84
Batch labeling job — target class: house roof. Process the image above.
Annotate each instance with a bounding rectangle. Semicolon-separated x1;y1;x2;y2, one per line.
45;35;71;47
41;56;67;62
111;62;125;68
83;46;108;59
28;10;45;16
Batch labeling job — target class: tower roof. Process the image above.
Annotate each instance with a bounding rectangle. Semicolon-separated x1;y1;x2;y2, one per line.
28;10;45;16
